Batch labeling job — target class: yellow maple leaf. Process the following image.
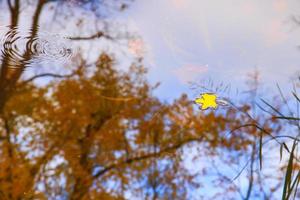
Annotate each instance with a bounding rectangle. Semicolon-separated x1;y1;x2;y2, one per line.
195;93;218;110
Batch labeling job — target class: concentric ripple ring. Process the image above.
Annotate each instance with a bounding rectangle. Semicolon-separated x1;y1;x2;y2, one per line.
0;26;76;68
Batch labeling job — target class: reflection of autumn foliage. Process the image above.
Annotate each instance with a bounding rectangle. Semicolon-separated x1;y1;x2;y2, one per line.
0;52;287;199
0;1;299;199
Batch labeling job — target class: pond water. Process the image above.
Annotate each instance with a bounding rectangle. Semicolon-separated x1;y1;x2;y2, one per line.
0;1;300;200
125;0;300;102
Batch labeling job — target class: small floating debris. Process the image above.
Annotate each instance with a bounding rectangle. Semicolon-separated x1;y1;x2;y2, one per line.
194;93;230;110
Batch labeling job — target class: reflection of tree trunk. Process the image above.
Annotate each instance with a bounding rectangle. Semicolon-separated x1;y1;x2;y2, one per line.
0;1;48;198
6;0;47;83
70;180;93;200
69;117;109;200
0;0;20;113
3;117;14;199
8;0;20;28
70;177;93;200
70;126;94;200
0;0;46;114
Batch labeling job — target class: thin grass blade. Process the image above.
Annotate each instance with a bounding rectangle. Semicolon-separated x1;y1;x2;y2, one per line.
282;141;296;200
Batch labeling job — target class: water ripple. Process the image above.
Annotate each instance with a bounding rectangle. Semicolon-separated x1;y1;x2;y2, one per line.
0;26;76;68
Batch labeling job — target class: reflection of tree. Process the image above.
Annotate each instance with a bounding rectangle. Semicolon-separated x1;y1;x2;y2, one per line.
0;1;299;199
1;51;290;199
0;0;132;113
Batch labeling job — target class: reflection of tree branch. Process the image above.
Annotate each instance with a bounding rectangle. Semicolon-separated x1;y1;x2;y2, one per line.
19;72;76;85
99;94;135;102
93;137;203;179
29;143;57;179
229;124;282;146
7;0;13;12
12;0;48;77
68;31;113;41
9;0;20;27
30;0;47;39
25;127;74;197
210;159;245;200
